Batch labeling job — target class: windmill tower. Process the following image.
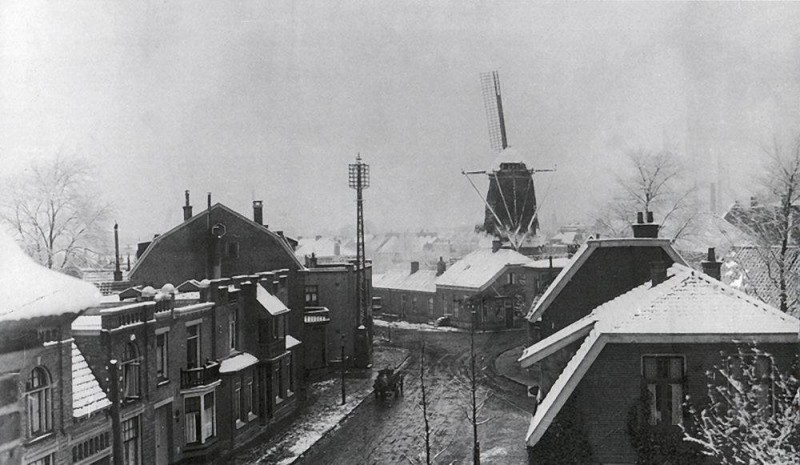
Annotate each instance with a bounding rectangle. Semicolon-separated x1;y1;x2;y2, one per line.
464;71;553;252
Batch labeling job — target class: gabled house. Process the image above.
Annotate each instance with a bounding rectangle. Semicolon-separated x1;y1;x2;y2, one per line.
372;261;440;323
435;246;565;330
0;231;109;465
518;262;800;464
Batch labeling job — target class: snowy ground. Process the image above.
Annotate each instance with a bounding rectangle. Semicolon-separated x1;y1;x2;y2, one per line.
230;346;410;465
373;317;466;333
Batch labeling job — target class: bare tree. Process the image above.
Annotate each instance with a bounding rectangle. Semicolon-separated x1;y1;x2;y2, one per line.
1;155;111;270
463;311;492;465
593;149;699;241
725;136;800;314
684;346;799;464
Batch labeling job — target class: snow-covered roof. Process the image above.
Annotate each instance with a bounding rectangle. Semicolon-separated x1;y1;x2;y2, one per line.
0;231;101;323
520;264;800;447
72;315;102;332
722;246;800;318
526;238;685;323
435;248;531;291
373;269;437;293
257;284;289;316
72;342;111;418
523;257;571;270
286;335;301;349
294;237;355;259
219;352;258;374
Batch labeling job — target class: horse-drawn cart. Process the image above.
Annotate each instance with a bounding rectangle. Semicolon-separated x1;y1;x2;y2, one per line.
373;367;404;400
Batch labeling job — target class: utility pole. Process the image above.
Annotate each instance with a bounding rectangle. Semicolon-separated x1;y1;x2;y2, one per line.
471;311;480;465
349;154;372;367
341;334;346;405
109;360;123;465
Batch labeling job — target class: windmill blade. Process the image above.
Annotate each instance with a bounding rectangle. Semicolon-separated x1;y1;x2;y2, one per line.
480;71;508;152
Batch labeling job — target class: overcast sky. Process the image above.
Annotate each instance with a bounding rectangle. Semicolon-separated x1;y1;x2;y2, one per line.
3;1;800;247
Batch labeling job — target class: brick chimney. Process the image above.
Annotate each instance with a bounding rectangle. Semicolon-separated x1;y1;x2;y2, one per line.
701;247;722;281
183;190;193;221
334;241;341;256
650;261;668;286
113;222;122;281
632;211;659;238
410;261;419;274
436;256;447;276
253;200;263;225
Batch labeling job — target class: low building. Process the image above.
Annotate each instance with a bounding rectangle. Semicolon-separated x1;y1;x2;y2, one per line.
519;261;800;464
372;261;440;323
72;272;302;465
0;231;110;465
302;257;373;374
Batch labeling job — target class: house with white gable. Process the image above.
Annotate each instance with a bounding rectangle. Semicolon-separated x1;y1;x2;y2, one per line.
518;253;800;464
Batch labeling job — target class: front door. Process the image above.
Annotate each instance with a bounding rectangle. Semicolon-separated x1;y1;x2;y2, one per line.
155;405;170;465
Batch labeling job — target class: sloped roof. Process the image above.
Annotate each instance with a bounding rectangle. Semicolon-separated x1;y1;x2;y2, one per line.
286;335;301;349
72;342;111;418
130;203;303;279
294;236;355;259
723;246;800;318
524;257;571;269
526;238;685;323
219;352;258;374
256;283;289;316
0;231;101;323
520;264;800;447
373;269;437;293
435;248;531;291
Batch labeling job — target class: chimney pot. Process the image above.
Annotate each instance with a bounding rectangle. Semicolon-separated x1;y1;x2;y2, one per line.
636;212;644;224
701;247;722;281
646;211;654;223
183;190;193;221
253;200;263;225
410;261;419;274
750;196;758;207
436;256;447;276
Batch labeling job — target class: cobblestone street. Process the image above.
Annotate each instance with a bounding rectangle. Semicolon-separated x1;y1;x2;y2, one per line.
295;327;536;465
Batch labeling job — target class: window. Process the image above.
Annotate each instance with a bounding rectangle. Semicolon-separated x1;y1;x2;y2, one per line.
229;309;238;351
304;285;319;306
122;343;141;400
287;354;294;396
187;324;201;369
274;362;284;404
400;294;407;315
643;356;685;426
272;315;285;340
25;366;52;438
227;241;239;259
244;378;253;418
428;298;434;314
412;296;418;312
156;332;169;382
233;387;241;425
453;297;461;318
122;416;140;465
507;272;516;285
25;454;54;465
184;392;216;445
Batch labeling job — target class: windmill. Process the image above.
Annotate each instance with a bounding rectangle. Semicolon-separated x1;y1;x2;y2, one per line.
463;71;554;251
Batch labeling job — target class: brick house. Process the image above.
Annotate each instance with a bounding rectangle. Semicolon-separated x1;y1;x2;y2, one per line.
0;232;111;465
72;271;302;465
372;260;440;323
518;262;800;464
302;257;373;374
434;247;566;330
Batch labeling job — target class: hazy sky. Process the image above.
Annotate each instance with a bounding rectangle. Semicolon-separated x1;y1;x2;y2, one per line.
3;1;800;248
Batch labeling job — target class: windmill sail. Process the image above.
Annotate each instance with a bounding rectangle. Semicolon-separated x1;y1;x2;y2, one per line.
480;71;508;152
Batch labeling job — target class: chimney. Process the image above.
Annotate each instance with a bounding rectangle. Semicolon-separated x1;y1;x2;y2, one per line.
334;241;341;256
750;196;757;208
410;261;420;274
701;247;722;281
253;200;263;225
650;261;668;286
207;192;212;209
632;211;660;238
436;256;447;276
113;222;122;281
183;190;193;221
492;239;502;253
